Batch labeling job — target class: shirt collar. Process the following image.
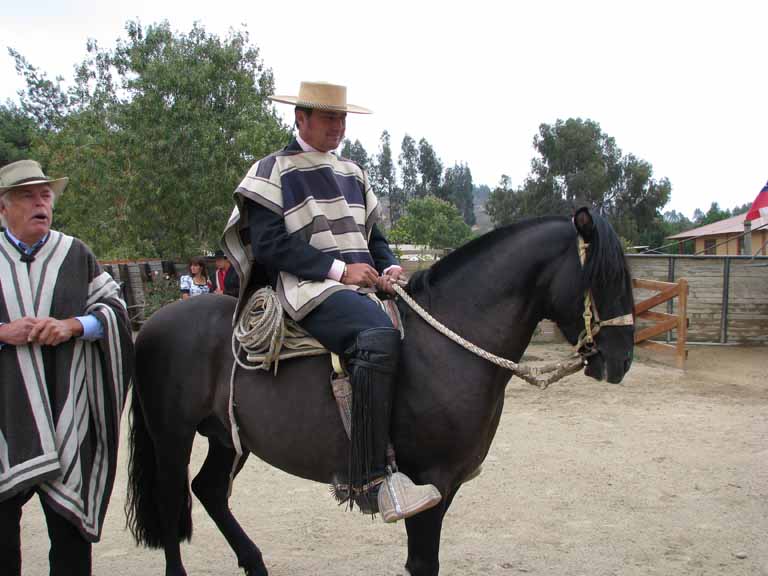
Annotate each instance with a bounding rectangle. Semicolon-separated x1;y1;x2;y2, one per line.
296;134;336;155
4;228;49;255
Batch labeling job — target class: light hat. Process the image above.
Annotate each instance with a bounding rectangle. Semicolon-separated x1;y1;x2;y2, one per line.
269;81;372;114
0;159;69;198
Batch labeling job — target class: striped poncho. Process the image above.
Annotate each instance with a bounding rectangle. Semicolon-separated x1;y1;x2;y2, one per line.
223;147;381;321
0;230;133;541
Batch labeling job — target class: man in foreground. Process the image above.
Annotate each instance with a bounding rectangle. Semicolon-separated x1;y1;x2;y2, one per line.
0;159;133;575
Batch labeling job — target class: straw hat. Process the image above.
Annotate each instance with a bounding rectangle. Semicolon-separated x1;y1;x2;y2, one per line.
269;81;372;114
0;159;69;198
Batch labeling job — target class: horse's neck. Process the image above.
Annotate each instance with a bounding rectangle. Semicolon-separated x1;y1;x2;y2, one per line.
406;224;568;363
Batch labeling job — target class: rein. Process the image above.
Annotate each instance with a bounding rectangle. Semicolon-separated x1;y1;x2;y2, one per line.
392;236;633;389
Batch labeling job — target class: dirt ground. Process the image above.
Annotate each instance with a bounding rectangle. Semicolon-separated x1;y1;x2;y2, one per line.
19;345;768;576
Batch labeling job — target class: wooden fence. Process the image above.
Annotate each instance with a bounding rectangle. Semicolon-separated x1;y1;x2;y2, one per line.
633;278;689;368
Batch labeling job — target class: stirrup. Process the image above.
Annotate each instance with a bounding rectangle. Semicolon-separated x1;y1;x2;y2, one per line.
377;467;442;523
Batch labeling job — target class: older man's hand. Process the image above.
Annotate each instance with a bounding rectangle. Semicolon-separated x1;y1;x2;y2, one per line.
27;317;83;346
0;317;41;346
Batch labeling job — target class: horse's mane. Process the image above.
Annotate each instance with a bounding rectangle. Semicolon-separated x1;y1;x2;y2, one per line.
406;212;631;297
580;212;632;293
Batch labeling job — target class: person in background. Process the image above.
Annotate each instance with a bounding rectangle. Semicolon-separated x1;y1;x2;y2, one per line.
213;249;240;297
179;256;213;299
213;250;230;294
0;159;133;575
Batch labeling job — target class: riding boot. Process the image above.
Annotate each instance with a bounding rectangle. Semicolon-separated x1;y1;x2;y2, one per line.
346;327;442;522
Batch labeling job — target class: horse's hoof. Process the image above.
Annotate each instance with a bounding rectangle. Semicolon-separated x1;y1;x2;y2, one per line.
242;549;268;576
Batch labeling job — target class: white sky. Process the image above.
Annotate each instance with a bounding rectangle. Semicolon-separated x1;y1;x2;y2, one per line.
2;0;766;219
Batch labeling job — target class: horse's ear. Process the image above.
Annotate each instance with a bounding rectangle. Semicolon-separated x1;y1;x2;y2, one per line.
574;207;595;242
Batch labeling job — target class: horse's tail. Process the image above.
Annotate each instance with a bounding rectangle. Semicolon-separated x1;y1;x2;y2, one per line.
125;382;192;547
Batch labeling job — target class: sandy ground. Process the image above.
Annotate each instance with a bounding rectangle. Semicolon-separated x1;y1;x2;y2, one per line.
19;345;768;576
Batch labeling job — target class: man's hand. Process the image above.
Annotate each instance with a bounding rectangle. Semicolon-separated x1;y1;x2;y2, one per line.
375;267;404;295
342;263;379;287
27;317;83;346
0;317;41;346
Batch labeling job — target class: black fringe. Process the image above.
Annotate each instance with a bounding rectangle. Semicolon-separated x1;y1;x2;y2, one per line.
348;365;374;511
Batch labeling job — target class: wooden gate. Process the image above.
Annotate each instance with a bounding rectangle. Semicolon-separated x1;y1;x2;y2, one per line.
633;278;689;368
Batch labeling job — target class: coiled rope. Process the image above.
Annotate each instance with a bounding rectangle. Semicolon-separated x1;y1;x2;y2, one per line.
231;286;327;374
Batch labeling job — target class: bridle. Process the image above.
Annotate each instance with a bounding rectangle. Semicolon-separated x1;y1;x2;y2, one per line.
574;236;634;358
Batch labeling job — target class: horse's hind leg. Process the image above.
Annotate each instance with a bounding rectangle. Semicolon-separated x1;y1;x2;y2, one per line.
155;433;196;576
191;435;267;576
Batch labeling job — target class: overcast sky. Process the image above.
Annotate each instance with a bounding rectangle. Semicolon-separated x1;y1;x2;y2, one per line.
2;0;766;219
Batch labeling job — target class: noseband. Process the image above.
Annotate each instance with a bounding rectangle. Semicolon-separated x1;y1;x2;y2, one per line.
575;236;634;357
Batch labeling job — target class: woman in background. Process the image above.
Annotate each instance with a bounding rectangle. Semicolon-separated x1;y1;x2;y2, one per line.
179;256;213;299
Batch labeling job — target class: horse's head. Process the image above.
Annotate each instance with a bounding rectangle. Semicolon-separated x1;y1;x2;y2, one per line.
553;207;635;384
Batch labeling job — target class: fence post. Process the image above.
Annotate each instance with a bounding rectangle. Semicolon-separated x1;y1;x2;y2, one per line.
719;258;730;344
676;279;688;369
666;257;675;343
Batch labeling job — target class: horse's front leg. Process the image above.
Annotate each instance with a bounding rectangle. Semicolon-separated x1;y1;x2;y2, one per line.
404;492;453;576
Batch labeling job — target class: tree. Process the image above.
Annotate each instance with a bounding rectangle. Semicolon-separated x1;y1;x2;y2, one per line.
441;162;475;226
0;102;38;165
660;210;695;254
340;138;370;170
11;21;289;258
696;202;732;225
690;201;750;226
9;50;71;131
390;196;472;250
417;138;442;197
398;134;419;200
371;130;402;227
484;173;570;228
485;175;518;227
494;118;671;246
608;154;671;246
532;118;623;210
732;202;751;216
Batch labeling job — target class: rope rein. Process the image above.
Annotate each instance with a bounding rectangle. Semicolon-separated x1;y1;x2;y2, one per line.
391;283;583;389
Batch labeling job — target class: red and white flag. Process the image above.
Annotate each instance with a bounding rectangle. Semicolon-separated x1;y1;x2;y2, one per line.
746;181;768;221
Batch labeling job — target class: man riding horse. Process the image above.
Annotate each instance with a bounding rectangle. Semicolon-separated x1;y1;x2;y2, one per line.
222;81;441;521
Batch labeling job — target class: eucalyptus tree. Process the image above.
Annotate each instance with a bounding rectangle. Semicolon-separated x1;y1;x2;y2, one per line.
417;137;442;197
398;134;419;200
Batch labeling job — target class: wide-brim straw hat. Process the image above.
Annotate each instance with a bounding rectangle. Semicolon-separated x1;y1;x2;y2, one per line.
0;159;68;198
269;81;372;114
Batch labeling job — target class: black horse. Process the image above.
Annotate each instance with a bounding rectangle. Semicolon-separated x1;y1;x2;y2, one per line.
126;208;634;576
